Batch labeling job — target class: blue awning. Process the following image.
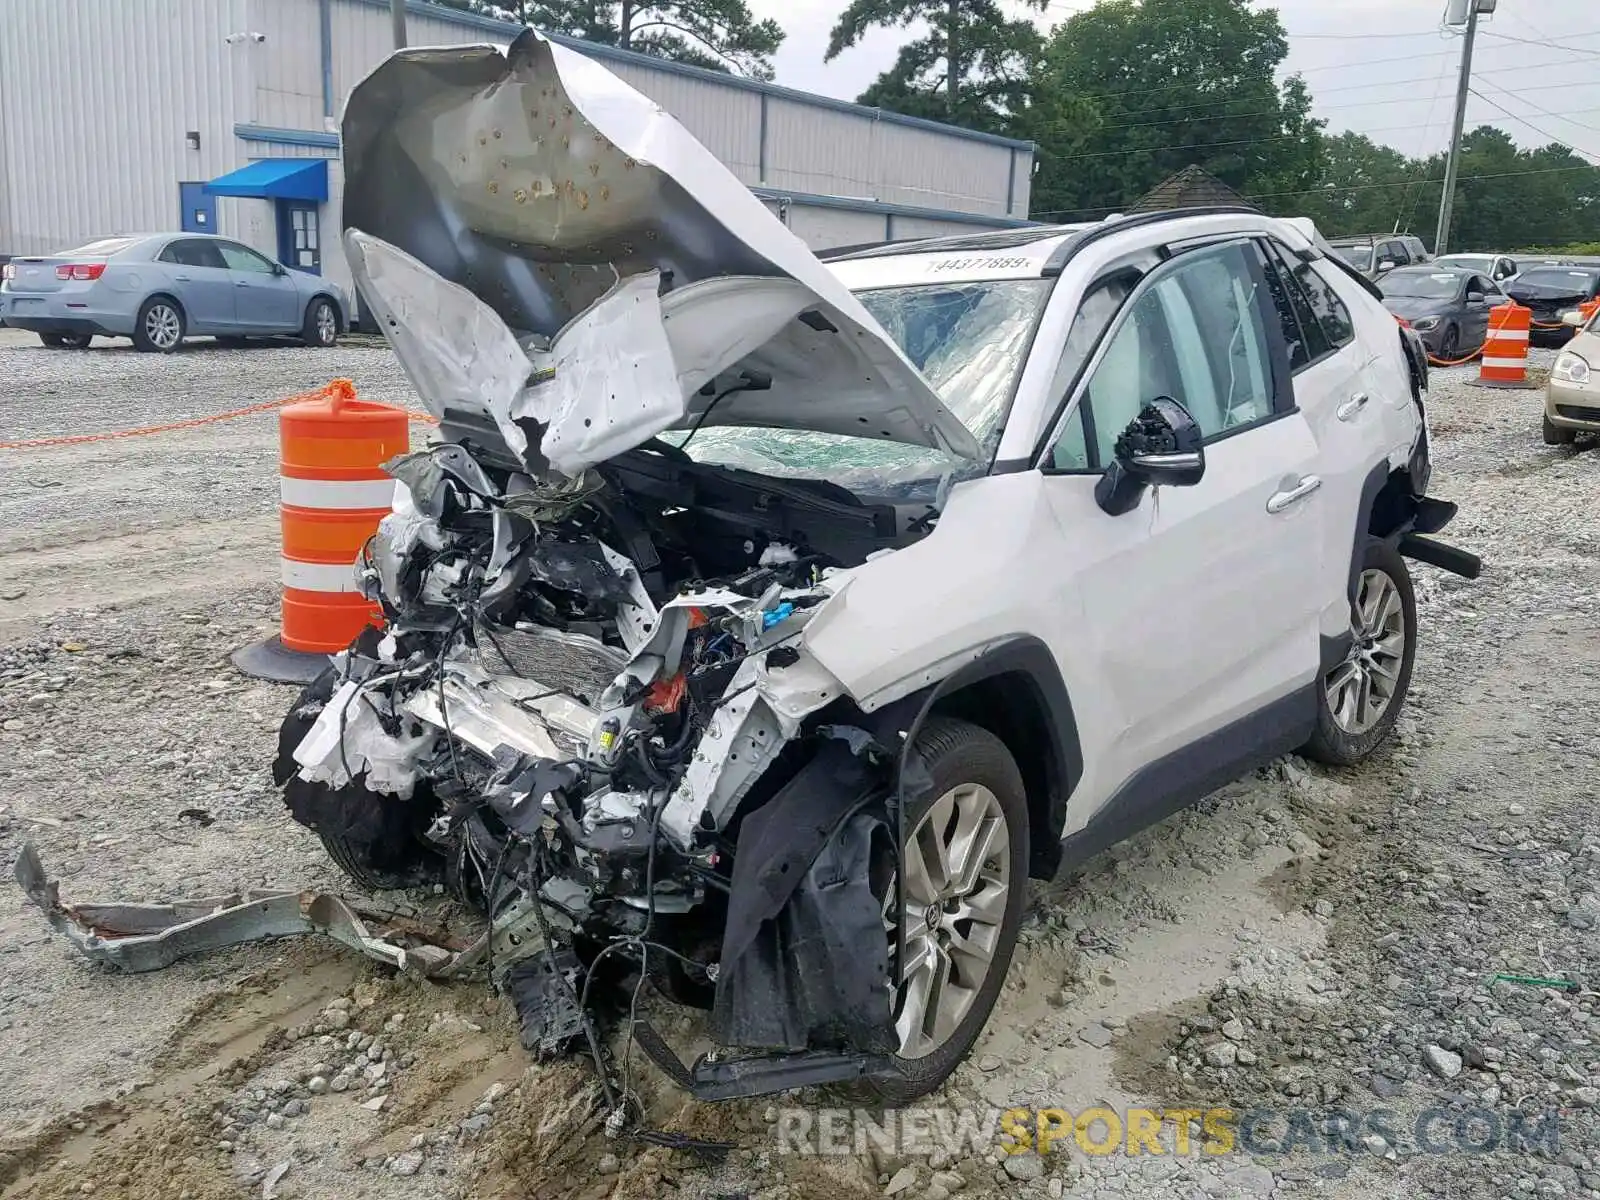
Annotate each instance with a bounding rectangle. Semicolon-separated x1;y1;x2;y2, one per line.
204;158;328;202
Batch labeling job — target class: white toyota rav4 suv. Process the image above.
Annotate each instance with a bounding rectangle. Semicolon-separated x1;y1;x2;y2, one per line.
271;30;1481;1106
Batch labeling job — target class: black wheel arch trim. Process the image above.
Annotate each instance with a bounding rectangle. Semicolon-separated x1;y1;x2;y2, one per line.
882;635;1082;881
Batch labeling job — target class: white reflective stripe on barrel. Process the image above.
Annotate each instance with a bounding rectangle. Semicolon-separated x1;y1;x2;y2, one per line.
1481;356;1527;370
280;477;397;509
282;558;362;593
1486;328;1529;343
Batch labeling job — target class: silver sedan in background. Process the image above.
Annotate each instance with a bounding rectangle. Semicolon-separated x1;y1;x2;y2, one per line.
0;233;348;351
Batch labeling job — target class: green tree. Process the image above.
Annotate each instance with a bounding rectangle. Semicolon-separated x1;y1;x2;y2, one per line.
1023;0;1322;221
1295;126;1600;250
826;0;1047;127
459;0;784;78
1291;132;1425;239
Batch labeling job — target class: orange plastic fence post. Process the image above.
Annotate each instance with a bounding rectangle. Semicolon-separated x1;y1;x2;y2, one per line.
233;380;409;682
1477;301;1532;389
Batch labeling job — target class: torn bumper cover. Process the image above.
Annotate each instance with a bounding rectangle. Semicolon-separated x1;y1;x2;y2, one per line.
13;842;469;977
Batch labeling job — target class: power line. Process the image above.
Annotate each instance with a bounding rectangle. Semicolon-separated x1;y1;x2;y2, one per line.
1287;30;1448;40
1475;82;1600;139
1253;163;1598;201
1028;163;1600;220
1047;52;1599;121
1044;113;1528;166
1093;61;1600;133
1468;87;1600;161
1396;38;1461;233
1478;30;1600;58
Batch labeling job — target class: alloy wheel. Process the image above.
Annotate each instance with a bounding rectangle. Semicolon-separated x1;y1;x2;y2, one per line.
885;782;1011;1060
145;304;181;350
1324;568;1407;736
315;303;337;345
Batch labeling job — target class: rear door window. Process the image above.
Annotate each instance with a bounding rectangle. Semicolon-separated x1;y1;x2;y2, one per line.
159;239;226;269
1257;241;1333;371
1292;260;1356;349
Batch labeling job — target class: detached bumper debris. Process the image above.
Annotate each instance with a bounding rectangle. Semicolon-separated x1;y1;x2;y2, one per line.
13;842;468;976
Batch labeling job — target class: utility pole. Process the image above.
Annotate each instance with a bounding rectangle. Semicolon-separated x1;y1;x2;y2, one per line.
1435;0;1490;255
390;0;408;48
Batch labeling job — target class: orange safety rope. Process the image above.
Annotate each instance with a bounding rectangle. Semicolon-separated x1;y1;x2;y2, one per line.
1428;346;1485;367
1;379;436;450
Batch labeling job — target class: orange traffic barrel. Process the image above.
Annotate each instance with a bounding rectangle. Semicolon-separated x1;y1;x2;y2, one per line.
1476;300;1534;389
233;379;409;683
1579;298;1600;325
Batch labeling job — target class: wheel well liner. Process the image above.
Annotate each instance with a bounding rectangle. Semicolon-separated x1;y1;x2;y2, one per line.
897;636;1082;880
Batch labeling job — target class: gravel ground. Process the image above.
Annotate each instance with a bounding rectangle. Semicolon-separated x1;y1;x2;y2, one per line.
2;332;1597;1200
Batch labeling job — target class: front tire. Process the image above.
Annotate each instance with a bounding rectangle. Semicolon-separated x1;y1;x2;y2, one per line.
133;297;185;352
303;298;338;347
38;333;65;348
274;667;444;892
1303;539;1417;766
1438;324;1459;360
1544;415;1577;446
867;717;1028;1103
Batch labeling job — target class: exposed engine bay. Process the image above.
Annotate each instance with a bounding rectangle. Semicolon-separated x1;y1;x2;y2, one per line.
257;24;997;1103
273;431;935;1098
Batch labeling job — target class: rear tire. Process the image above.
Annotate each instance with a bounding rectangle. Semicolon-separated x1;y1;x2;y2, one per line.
1302;539;1416;767
302;297;338;348
38;333;65;348
1544;415;1577;446
60;332;92;349
133;297;185;352
865;717;1029;1103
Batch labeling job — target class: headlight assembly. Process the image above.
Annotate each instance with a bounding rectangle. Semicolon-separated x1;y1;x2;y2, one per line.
1554;352;1591;385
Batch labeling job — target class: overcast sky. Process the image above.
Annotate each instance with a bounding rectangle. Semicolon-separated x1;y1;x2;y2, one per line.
748;0;1600;162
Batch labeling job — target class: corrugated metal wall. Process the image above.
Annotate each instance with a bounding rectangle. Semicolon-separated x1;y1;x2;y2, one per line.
761;97;1020;216
248;0;327;131
0;0;250;255
0;0;1034;271
321;0;1031;219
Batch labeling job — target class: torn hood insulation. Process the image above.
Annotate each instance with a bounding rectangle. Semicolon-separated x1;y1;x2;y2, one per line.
341;30;981;477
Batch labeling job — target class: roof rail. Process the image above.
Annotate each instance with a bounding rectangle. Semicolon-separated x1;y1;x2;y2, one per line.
1039;206;1266;276
821;225;1084;264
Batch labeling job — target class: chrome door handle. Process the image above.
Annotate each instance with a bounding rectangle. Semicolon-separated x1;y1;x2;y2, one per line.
234;280;250;287
1336;392;1369;422
1267;475;1322;514
173;274;191;281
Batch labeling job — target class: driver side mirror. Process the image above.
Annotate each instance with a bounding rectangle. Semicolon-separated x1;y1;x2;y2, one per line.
1377;260;1396;273
1094;397;1206;516
272;262;288;276
1467;290;1487;304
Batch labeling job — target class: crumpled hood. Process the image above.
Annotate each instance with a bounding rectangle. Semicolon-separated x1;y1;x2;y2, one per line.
340;29;980;477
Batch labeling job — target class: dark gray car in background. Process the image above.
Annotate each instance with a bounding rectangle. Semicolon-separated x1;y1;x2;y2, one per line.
1377;266;1505;359
1505;264;1600;344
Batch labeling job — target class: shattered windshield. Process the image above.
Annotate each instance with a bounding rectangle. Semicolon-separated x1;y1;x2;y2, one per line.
669;278;1052;500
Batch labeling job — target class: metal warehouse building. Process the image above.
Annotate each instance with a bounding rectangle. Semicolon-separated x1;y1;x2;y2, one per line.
0;0;1036;309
